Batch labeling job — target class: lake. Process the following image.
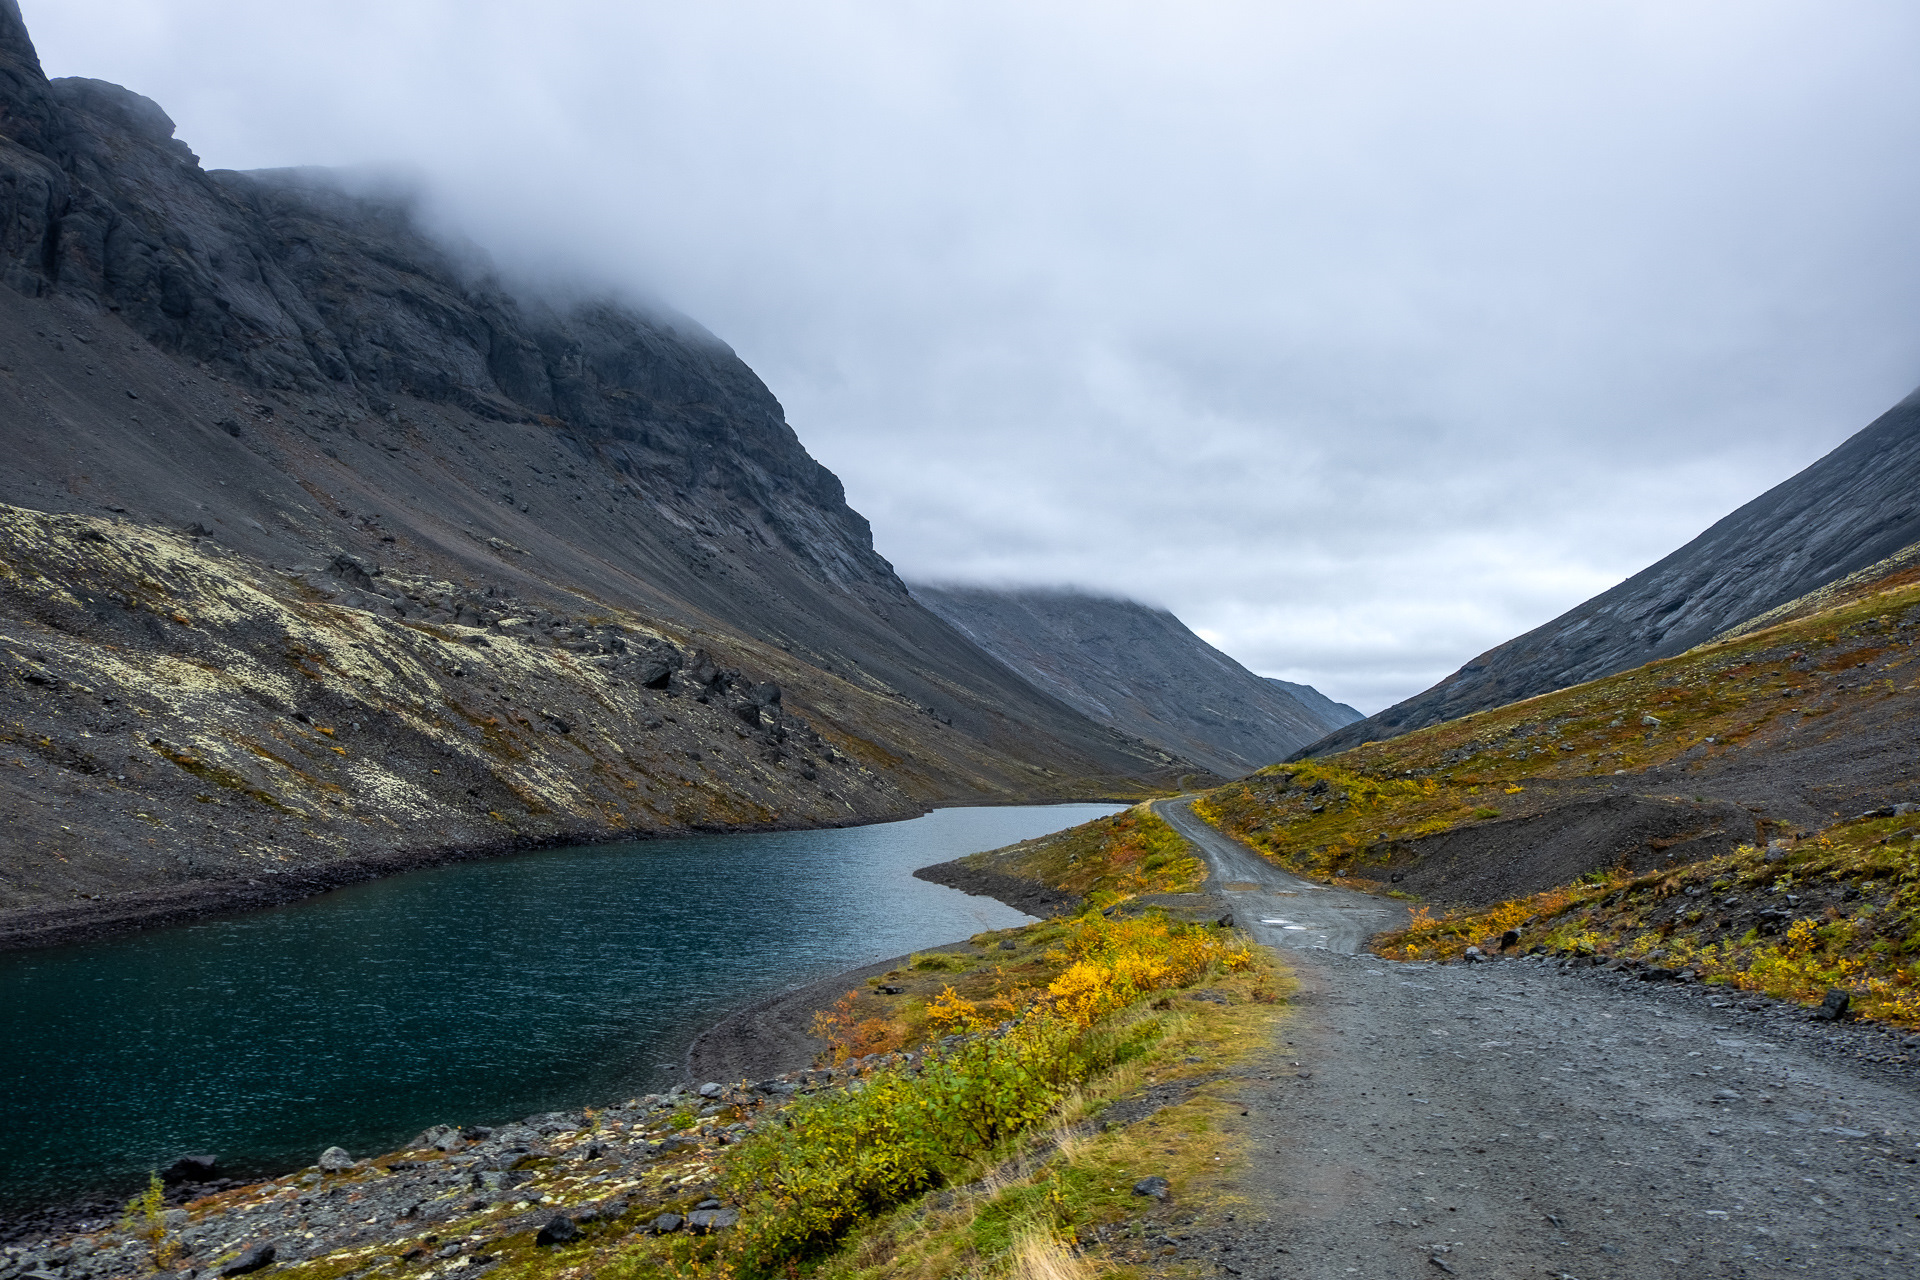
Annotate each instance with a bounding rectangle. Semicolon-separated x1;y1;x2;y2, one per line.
0;802;1121;1214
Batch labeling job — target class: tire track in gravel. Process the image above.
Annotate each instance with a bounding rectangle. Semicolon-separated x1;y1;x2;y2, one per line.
1153;798;1920;1279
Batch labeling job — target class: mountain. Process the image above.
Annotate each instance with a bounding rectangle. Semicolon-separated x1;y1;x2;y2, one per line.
1266;678;1359;731
1297;387;1920;758
0;5;1192;947
909;584;1360;778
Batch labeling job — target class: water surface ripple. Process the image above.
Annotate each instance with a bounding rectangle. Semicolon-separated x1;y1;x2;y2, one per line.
0;803;1119;1211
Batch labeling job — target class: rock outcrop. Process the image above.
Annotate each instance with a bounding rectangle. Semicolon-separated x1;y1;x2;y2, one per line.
1298;387;1920;757
0;5;1192;944
910;584;1359;777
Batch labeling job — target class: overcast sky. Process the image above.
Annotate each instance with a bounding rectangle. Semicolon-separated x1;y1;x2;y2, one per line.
27;2;1920;712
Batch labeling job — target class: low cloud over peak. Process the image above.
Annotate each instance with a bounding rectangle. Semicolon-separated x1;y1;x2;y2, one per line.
31;0;1920;712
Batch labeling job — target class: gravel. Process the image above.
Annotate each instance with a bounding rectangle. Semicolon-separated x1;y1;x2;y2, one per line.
1157;797;1920;1278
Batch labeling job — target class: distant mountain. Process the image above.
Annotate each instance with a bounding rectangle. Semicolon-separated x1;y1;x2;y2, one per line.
910;585;1361;777
1297;387;1920;758
1267;678;1360;730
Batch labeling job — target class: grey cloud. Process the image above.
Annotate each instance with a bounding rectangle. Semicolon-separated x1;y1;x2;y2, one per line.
30;0;1920;711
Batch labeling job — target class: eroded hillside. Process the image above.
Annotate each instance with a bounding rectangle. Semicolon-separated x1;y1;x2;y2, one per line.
0;505;938;945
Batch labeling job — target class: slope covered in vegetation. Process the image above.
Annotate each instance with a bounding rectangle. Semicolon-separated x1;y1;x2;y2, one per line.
1196;552;1920;905
1377;805;1920;1026
914;805;1206;918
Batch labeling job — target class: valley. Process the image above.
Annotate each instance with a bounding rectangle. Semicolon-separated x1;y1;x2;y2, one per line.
4;2;1920;1277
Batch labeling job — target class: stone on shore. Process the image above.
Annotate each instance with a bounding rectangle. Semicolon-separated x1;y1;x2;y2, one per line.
219;1243;276;1276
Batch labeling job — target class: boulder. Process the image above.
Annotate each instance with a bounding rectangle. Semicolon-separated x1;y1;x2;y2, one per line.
317;1146;354;1173
220;1243;276;1277
161;1154;220;1184
1132;1176;1172;1202
535;1215;579;1246
698;1082;724;1099
649;1213;685;1234
687;1208;739;1234
1814;988;1852;1020
416;1125;466;1152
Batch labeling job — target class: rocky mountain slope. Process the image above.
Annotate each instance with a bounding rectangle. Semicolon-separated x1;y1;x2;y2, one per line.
1299;387;1920;757
0;4;1193;947
909;584;1359;777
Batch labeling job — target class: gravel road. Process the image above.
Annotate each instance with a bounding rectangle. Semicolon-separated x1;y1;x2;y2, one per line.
1152;800;1920;1279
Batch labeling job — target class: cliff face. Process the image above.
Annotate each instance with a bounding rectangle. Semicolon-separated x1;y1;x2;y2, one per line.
909;584;1360;778
1299;387;1920;758
0;5;1190;946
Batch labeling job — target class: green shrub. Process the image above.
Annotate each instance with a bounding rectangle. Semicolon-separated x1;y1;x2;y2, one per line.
719;1014;1156;1275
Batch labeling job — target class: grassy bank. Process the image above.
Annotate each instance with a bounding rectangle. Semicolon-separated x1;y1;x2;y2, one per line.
938;804;1205;911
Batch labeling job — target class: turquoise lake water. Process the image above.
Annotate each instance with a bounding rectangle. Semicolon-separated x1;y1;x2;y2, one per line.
0;803;1121;1212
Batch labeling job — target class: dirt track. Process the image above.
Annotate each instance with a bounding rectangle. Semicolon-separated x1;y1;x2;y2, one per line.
1155;800;1920;1279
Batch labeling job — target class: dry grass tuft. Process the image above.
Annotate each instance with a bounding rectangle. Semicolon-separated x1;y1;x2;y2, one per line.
1007;1230;1097;1280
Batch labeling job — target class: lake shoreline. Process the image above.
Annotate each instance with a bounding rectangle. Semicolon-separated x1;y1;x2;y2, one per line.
682;938;997;1085
1;934;1004;1244
0;812;923;955
0;792;1145;955
3;804;1112;1236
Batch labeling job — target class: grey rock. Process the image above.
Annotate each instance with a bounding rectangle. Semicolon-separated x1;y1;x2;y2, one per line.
697;1082;724;1099
1814;988;1852;1020
534;1216;579;1247
416;1125;465;1152
162;1154;220;1184
316;1146;354;1173
218;1244;275;1277
648;1213;685;1234
1132;1176;1172;1201
686;1209;739;1234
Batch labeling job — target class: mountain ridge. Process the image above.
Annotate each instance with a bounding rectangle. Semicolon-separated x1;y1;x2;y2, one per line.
1296;387;1920;757
910;583;1359;777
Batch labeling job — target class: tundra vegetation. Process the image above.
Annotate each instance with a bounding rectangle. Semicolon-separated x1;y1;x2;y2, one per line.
928;804;1205;912
1378;813;1920;1026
